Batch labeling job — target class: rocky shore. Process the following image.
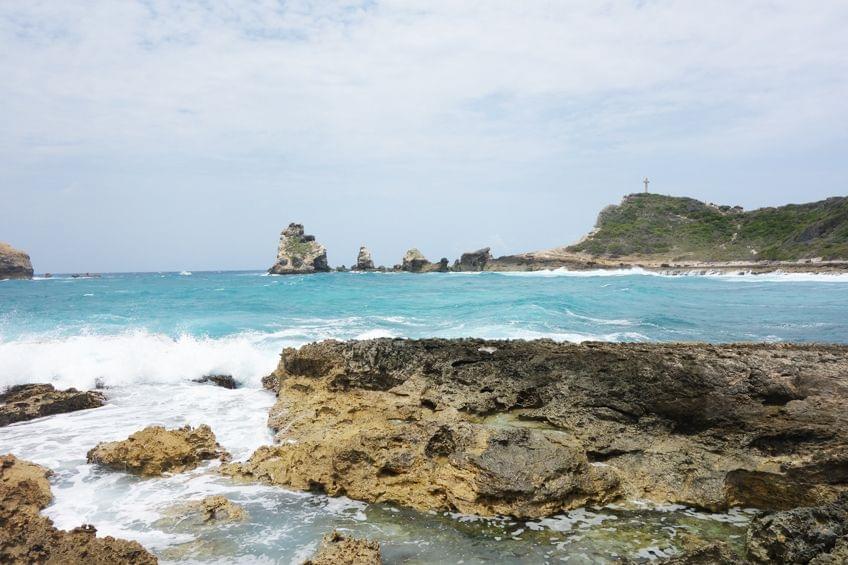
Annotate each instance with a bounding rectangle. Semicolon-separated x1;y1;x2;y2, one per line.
229;338;848;519
0;454;157;563
0;242;33;280
0;384;105;427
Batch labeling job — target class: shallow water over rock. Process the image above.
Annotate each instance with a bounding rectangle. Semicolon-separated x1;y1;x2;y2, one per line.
0;382;758;563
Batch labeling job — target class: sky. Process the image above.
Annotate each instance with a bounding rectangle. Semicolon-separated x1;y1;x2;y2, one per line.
1;1;847;273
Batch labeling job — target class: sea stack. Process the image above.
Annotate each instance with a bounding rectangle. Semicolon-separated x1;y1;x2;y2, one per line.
454;247;492;271
268;223;330;275
0;242;34;280
400;248;448;272
353;246;375;271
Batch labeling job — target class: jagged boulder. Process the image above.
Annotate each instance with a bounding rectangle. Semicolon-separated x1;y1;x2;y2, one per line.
0;242;33;280
0;454;157;564
268;223;329;275
353;246;375;271
192;375;238;389
87;425;228;476
453;247;492;271
0;384;105;427
304;531;381;565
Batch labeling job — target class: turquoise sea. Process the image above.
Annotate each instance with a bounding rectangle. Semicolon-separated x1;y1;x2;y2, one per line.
2;269;848;563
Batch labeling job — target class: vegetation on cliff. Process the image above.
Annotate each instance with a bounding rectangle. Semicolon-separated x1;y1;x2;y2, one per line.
567;193;848;262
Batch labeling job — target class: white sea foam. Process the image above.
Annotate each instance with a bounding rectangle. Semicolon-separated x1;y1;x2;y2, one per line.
493;266;848;282
0;331;281;390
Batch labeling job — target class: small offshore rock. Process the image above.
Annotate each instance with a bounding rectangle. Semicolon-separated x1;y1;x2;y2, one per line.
193;375;238;389
354;246;375;271
747;493;848;563
161;495;247;527
401;248;429;272
0;384;106;427
453;247;492;271
0;242;34;280
0;454;157;564
268;223;330;275
87;424;228;476
304;530;381;565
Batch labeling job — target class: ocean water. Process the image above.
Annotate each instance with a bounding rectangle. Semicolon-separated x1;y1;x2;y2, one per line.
2;269;848;563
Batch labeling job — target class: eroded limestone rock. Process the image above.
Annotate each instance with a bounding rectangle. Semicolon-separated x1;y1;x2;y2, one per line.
354;246;375;271
268;223;329;275
0;384;105;427
304;530;381;565
227;339;848;519
453;247;492;271
87;425;228;476
192;375;238;389
747;493;848;563
0;242;33;280
0;454;157;564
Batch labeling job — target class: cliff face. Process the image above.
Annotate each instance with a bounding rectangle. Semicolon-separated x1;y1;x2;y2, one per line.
567;193;848;262
268;224;329;275
0;242;33;280
227;339;848;518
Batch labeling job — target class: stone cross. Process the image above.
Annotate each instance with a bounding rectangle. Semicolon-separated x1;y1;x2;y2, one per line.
643;176;650;193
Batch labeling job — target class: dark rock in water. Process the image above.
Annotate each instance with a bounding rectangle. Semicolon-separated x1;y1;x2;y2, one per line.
304;530;381;565
353;246;375;271
193;375;238;389
0;384;106;427
747;493;848;563
0;454;157;564
664;538;740;564
335;265;349;272
227;339;848;518
87;424;229;476
453;247;492;271
0;242;34;280
70;273;101;278
268;223;330;275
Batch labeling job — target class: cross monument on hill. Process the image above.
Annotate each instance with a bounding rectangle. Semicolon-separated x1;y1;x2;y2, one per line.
643;176;650;193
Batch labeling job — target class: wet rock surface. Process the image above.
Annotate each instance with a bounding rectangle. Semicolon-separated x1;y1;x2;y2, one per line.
0;242;33;280
746;493;848;563
87;424;228;476
193;374;238;389
0;454;157;564
304;530;381;565
268;223;330;275
0;383;106;427
227;339;848;519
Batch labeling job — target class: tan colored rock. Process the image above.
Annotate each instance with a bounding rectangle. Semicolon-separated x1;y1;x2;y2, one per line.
87;425;228;476
304;530;380;565
400;249;449;273
228;339;848;518
353;246;375;271
0;242;33;280
268;223;329;275
1;384;106;427
0;454;157;564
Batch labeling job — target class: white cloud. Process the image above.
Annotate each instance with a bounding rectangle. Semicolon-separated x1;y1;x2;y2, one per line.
2;0;846;165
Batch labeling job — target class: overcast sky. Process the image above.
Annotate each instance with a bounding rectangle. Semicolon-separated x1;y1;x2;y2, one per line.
1;1;846;272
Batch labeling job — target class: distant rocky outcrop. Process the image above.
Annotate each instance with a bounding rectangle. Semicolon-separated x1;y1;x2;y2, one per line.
353;246;375;271
227;339;848;518
453;247;492;271
0;242;33;280
400;249;449;273
304;531;381;565
268;224;329;275
0;454;157;564
0;384;105;427
87;425;228;476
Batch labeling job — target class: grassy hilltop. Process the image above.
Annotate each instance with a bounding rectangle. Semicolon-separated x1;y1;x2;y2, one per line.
567;193;848;262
